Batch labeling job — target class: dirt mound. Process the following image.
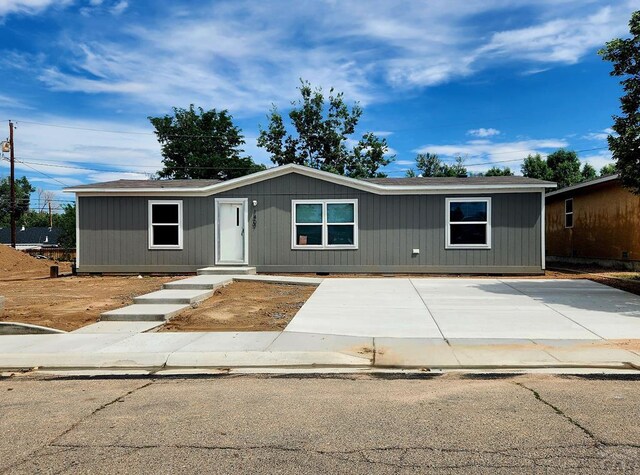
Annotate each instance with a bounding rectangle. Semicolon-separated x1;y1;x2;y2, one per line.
0;244;53;278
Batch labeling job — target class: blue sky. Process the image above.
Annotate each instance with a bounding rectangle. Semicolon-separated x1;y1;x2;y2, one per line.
0;0;635;206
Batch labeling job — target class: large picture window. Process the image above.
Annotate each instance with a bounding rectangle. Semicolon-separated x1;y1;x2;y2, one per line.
445;198;491;249
149;200;183;249
292;200;358;249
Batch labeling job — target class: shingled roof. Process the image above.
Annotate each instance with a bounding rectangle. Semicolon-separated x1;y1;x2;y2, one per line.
65;164;555;194
68;179;223;190
362;176;555;186
0;226;62;245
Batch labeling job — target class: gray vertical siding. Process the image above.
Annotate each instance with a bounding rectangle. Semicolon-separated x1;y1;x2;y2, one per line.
78;196;214;272
219;173;542;273
78;172;542;274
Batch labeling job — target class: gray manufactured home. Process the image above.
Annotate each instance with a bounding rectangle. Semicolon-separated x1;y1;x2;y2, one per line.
65;164;556;274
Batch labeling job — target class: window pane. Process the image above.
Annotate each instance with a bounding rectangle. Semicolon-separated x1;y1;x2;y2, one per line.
152;204;179;224
450;224;487;245
153;225;179;245
327;203;354;223
296;204;322;223
296;225;322;245
328;225;354;245
565;213;573;228
449;201;487;222
565;199;573;213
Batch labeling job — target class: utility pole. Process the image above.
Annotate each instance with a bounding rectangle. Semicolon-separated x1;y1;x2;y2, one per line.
9;121;15;248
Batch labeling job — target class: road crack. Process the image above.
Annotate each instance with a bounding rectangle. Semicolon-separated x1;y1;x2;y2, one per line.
0;380;154;475
514;382;601;444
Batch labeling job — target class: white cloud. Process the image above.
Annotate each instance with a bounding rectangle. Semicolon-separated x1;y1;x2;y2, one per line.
467;128;500;138
8;1;636;113
0;94;33;110
477;6;629;64
583;128;614;141
580;151;615;172
110;0;127;15
0;0;71;17
0;114;164;194
414;137;569;173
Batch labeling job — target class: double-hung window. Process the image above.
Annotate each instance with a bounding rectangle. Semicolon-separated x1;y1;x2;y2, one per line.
292;200;358;249
148;200;183;249
445;198;491;249
564;198;573;228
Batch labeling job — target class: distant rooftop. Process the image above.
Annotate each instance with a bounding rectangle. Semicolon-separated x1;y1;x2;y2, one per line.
0;226;62;245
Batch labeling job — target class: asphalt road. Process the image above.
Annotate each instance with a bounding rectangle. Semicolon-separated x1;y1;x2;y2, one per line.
1;372;640;474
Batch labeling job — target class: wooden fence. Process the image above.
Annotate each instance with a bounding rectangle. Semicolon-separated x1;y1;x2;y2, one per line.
23;248;76;262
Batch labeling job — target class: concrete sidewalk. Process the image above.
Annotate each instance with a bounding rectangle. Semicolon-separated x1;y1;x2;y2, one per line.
1;330;640;372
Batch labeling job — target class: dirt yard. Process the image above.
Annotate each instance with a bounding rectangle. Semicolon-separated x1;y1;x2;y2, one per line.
0;275;177;331
1;241;638;334
544;266;640;296
0;244;72;281
161;281;316;332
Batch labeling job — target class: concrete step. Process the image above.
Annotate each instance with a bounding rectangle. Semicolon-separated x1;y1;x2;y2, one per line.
197;266;256;275
133;289;213;305
234;275;323;286
164;275;233;290
73;321;165;333
101;304;190;322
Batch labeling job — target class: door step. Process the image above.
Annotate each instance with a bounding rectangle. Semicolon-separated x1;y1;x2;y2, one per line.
197;266;257;275
101;304;190;322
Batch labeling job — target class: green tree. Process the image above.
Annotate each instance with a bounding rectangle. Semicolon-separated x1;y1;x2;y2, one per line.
599;10;640;194
600;163;617;175
150;105;265;180
442;156;468;177
57;204;76;249
257;80;393;178
546;149;583;188
521;154;552;181
414;153;445;177
581;163;597;181
484;166;514;176
20;211;52;228
0;176;34;227
405;168;417;177
411;153;468;177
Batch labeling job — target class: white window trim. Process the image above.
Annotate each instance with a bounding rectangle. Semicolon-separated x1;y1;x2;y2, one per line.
445;197;492;250
564;198;574;229
291;199;358;250
148;200;183;250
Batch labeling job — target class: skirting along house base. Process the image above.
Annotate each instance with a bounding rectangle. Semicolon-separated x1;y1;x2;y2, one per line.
65;164;556;274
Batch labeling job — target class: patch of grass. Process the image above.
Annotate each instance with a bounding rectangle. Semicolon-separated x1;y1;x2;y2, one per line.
609;273;640;281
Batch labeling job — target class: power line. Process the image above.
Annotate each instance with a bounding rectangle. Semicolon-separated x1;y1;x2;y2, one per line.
438;146;609;164
11;144;609;175
1;158;70;187
12;120;247;140
10;157;274;173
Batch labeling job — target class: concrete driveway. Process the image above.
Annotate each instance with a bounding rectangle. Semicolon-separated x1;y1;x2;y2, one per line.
284;278;640;340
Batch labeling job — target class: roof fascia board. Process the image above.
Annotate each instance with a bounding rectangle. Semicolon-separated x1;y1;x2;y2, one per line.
73;187;548;198
545;174;619;198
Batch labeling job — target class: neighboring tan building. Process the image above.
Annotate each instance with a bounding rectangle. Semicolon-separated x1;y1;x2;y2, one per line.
546;174;640;270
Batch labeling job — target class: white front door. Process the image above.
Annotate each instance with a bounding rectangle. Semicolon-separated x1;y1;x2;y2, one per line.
215;199;247;264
